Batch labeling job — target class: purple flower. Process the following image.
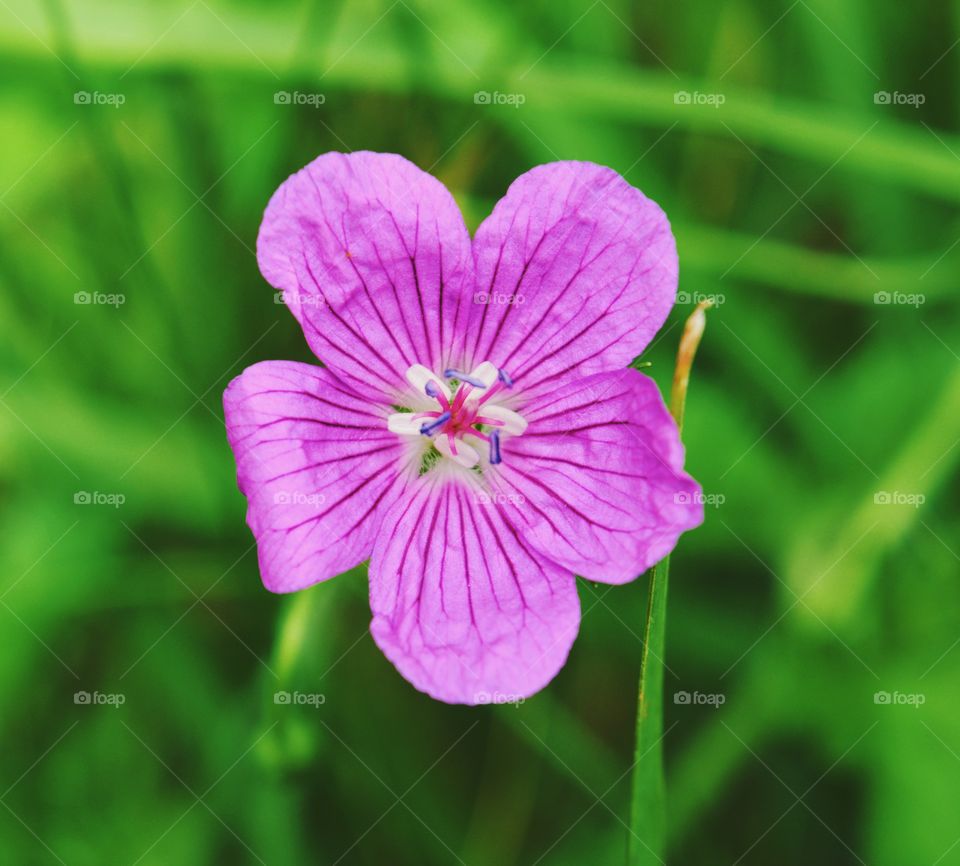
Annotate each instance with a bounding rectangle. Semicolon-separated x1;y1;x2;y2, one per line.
224;152;703;704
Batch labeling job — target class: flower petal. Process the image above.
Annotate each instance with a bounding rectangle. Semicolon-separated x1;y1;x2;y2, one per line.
369;476;580;704
488;369;703;583
466;162;678;401
223;361;406;592
258;151;473;394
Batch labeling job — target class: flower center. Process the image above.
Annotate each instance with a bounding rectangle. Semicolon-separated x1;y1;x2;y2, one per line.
387;362;527;469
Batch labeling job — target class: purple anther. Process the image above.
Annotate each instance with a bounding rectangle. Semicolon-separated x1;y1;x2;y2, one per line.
489;430;502;464
424;380;441;398
420;411;451;436
497;368;514;388
443;368;487;388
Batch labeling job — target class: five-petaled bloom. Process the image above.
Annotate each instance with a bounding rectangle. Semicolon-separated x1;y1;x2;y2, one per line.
224;152;703;704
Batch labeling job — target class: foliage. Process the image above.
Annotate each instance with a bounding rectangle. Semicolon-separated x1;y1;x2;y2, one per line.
1;1;958;863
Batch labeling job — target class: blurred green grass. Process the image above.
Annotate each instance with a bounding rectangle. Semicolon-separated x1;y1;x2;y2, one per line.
1;0;959;863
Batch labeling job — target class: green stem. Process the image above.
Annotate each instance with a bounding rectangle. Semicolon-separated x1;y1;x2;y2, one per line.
628;556;671;865
627;301;710;865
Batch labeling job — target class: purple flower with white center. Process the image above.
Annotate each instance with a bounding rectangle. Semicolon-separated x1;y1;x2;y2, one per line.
224;152;703;705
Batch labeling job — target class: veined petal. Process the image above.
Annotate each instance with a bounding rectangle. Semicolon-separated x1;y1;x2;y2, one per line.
488;369;703;583
258;152;473;395
467;162;678;402
369;478;580;705
223;361;406;592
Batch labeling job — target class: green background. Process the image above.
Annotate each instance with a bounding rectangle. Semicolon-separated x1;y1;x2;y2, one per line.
2;0;958;863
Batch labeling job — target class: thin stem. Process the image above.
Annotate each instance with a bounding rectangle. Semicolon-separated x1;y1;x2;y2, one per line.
627;555;671;866
627;300;711;865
